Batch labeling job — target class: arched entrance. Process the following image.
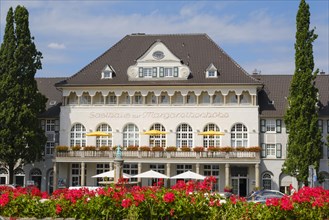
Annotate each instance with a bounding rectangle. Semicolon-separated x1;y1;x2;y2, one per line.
30;168;42;189
14;168;25;187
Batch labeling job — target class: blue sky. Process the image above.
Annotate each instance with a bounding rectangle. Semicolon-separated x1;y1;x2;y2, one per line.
1;0;328;77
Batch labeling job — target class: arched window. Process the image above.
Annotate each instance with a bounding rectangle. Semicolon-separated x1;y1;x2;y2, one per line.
213;91;223;105
262;172;272;190
176;123;193;148
67;92;78;105
70;123;86;146
199;91;210;105
0;168;8;185
231;123;248;147
149;123;167;147
30;168;42;189
80;92;91;105
203;124;221;147
96;124;112;147
186;92;196;104
14;168;25;187
123;124;139;147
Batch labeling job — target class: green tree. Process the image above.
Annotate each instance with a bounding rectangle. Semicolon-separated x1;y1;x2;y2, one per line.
0;6;47;184
283;0;322;186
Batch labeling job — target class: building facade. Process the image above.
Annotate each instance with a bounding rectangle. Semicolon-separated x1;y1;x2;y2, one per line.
1;34;328;196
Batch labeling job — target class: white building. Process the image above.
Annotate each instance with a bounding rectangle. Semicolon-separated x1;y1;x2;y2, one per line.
1;34;328;196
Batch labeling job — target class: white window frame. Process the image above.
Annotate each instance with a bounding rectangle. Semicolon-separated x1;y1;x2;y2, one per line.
123;163;138;182
265;144;276;157
149;123;166;147
176;123;193;148
45;142;55;155
143;68;153;77
262;172;272;190
96;124;112;147
123;124;139;147
203;124;221;147
164;68;173;77
266;119;276;133
230;123;248;147
176;164;192;174
70;123;86;147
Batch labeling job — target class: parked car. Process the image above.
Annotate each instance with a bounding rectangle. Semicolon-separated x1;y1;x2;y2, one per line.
246;189;285;203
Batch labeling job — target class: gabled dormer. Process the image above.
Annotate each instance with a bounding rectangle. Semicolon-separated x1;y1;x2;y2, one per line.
206;63;218;78
101;65;115;79
127;41;190;81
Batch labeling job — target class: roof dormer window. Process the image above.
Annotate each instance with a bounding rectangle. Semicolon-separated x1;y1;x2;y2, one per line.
206;63;218;78
101;65;115;79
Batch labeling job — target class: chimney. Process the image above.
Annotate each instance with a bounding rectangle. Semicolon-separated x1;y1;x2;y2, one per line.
319;70;325;75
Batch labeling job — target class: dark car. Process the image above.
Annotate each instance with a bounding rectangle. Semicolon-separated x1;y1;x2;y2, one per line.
246;190;285;203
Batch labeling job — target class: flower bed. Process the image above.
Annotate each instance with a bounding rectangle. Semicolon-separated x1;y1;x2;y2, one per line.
0;183;328;219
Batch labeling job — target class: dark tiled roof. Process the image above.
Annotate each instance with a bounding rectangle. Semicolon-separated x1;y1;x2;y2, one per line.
36;77;66;118
257;74;329;117
57;34;261;87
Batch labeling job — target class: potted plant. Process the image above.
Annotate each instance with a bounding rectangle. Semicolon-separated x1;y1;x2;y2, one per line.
56;145;69;152
247;146;262;152
181;146;191;152
208;146;221;152
127;145;139;151
83;146;96;151
152;146;164;152
193;146;204;152
99;146;110;151
165;146;177;152
219;146;233;152
71;145;81;151
139;146;151;151
236;147;246;152
224;185;233;192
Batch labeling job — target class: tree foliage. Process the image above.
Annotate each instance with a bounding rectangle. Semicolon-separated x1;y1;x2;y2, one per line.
0;6;47;183
283;0;322;186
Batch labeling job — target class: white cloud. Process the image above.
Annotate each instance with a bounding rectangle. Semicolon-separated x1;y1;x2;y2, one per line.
48;42;66;50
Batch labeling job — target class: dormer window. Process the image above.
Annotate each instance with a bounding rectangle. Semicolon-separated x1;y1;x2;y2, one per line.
206;63;218;78
101;65;115;79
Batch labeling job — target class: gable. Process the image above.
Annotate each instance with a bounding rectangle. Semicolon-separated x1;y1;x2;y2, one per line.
127;41;190;81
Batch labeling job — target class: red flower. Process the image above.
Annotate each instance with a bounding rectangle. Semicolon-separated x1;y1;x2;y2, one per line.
121;198;132;208
56;204;62;214
0;193;10;207
163;192;175;203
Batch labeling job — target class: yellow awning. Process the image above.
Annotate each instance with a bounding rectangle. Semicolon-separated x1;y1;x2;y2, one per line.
143;130;169;135
198;130;225;136
86;131;112;137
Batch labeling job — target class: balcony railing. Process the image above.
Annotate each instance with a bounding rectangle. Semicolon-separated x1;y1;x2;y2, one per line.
56;150;259;159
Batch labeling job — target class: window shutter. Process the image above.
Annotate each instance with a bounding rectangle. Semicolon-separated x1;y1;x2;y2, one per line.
318;119;323;133
174;67;178;77
261;143;266;158
260;119;266;133
327;120;329;134
159;67;164;77
276;119;282;133
276;143;282;158
152;67;157;77
139;67;143;77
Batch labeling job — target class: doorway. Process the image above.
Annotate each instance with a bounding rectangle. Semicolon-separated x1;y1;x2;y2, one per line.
232;177;248;197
